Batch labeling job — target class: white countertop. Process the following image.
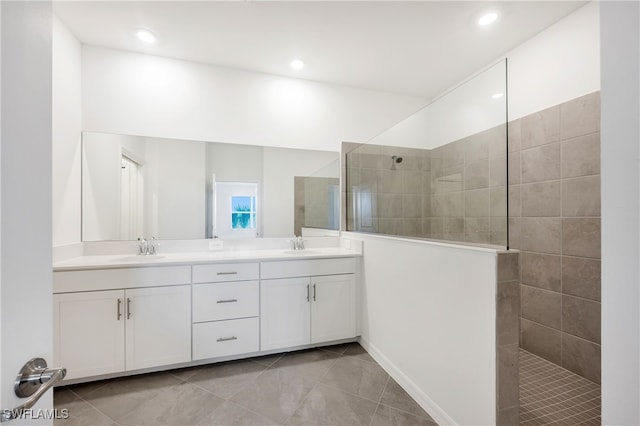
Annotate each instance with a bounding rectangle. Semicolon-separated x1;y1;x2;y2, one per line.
53;247;362;271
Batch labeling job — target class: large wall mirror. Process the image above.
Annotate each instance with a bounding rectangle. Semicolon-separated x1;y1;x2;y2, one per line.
82;132;339;241
345;59;508;247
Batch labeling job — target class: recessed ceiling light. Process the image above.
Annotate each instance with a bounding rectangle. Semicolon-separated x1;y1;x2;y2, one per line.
492;92;504;99
478;12;498;26
290;59;305;70
136;29;156;44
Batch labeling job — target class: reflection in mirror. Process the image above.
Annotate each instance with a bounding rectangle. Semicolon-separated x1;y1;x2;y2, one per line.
82;132;339;241
294;159;340;236
345;59;508;247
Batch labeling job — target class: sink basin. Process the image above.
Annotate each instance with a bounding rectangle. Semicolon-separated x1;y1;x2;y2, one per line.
282;250;319;255
110;255;166;262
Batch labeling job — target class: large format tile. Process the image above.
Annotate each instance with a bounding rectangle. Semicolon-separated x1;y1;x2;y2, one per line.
230;368;312;424
520;252;561;291
521;319;562;365
508;119;522;152
206;401;280;426
562;295;601;344
562;256;601;301
117;381;226;426
54;397;116;426
520;180;561;217
344;343;376;363
562;218;601;259
497;344;519;410
178;358;267;399
560;92;600;140
370;404;437;426
287;384;377;426
464;159;490;190
490;186;507;218
379;379;430;419
497;281;520;346
521;285;561;329
520;218;562;255
561;132;600;178
497;252;519;282
520;104;560;149
270;348;341;385
562;334;601;384
464;189;490;217
562;175;601;217
320;355;389;401
81;373;183;422
521;143;561;184
508;151;520;185
489;155;506;187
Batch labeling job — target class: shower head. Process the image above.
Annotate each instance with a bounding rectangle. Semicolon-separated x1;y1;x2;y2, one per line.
391;155;403;170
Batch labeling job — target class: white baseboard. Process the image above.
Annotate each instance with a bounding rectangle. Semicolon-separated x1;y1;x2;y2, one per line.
358;337;457;426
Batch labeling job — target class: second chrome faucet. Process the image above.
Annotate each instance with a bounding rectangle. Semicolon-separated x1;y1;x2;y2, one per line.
138;237;157;255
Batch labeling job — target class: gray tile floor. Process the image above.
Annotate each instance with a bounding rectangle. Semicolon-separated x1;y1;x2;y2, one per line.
520;349;601;425
54;343;437;426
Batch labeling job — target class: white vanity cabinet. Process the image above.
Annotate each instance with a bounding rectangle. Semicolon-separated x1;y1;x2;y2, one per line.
191;263;260;360
260;258;356;351
53;266;192;380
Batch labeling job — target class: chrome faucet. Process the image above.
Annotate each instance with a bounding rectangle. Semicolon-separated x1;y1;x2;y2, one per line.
138;237;156;255
290;235;305;251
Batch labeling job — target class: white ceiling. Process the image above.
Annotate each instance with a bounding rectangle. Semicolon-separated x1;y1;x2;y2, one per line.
53;1;588;98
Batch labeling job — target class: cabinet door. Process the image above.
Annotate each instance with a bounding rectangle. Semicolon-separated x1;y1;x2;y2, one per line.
311;274;356;344
54;290;125;380
125;285;191;370
260;277;310;351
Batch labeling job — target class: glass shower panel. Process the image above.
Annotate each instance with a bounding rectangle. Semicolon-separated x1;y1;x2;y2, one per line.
345;59;508;247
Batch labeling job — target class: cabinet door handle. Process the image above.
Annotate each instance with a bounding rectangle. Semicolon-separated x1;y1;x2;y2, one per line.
313;284;317;302
307;284;310;302
216;336;238;342
216;299;238;304
216;272;238;276
117;298;122;320
126;298;132;319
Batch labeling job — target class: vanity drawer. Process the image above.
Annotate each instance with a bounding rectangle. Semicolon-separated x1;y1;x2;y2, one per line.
192;262;259;284
53;266;191;293
192;281;259;322
260;258;356;279
192;317;259;360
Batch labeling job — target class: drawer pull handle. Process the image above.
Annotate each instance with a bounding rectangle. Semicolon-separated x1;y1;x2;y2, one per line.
216;272;238;276
216;299;238;304
217;336;238;342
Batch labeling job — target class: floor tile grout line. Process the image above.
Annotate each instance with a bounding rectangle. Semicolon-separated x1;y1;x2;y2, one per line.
367;372;391;426
69;389;124;426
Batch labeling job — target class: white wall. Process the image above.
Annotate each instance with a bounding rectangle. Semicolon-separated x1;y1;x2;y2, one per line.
600;2;640;424
1;1;54;421
81;45;427;153
52;16;82;246
347;233;497;425
507;1;600;120
262;147;339;238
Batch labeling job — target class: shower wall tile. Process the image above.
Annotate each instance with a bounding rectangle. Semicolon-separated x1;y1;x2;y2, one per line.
562;257;601;301
561;132;601;178
560;91;601;140
403;195;422;218
521;143;561;183
380;194;403;218
521;285;561;329
497;252;520;282
521;319;562;365
561;175;601;217
403;171;423;194
490;187;507;218
489;155;507;187
520;218;562;255
491;218;508;246
562;295;601;344
465;189;490;217
508;152;520;185
521;252;561;292
402;219;423;237
464;218;490;243
507;118;521;152
497;344;520;409
382;169;403;193
444;217;464;235
520;104;560;149
465;135;490;162
508;218;521;250
508;186;521;217
464;159;490;190
442;140;465;168
562;334;601;384
520;181;561;217
442;192;464;216
562;218;601;259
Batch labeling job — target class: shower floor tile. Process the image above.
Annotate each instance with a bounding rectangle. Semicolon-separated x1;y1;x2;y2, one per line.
520;349;601;425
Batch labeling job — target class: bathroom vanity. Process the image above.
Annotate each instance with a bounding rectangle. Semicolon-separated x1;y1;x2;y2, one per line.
52;247;361;383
